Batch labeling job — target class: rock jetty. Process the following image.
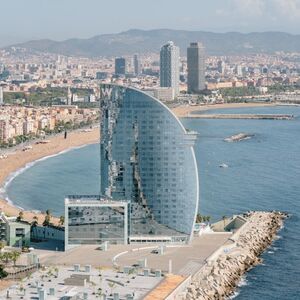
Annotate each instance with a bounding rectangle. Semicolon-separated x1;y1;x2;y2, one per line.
185;211;287;300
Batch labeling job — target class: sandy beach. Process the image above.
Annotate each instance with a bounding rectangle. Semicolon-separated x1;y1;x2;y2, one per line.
0;128;100;225
171;102;275;118
0;102;275;224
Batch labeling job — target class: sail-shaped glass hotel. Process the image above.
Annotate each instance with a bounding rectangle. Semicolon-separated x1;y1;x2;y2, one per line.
65;84;199;247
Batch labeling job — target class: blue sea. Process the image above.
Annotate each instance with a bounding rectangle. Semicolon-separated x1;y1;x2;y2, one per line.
3;105;300;299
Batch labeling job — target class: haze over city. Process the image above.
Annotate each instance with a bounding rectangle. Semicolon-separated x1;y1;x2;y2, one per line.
1;0;300;46
0;1;300;300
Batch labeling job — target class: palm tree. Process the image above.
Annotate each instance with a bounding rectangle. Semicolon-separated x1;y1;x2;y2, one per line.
59;216;65;226
16;211;24;222
31;216;39;239
43;210;52;226
196;214;203;223
222;215;227;229
31;216;38;226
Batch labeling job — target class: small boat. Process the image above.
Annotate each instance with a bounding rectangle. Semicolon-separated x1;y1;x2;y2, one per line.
219;163;229;168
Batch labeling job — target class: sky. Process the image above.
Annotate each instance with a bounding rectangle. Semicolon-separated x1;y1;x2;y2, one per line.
1;0;300;45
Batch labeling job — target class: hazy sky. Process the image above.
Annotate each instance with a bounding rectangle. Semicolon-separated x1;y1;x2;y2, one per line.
1;0;300;44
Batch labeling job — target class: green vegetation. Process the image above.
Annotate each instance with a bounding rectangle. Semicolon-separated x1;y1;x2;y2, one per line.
43;210;52;226
0;250;21;267
196;214;211;223
268;84;296;93
3;87;96;106
220;86;260;98
59;216;65;226
16;211;24;222
0;265;8;279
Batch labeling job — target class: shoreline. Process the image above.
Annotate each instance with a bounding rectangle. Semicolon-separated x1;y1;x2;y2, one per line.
183;211;287;300
171;102;276;118
0;102;281;224
1;143;90;209
0;128;100;224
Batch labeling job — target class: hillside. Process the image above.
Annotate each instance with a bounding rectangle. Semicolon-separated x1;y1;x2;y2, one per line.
6;29;300;56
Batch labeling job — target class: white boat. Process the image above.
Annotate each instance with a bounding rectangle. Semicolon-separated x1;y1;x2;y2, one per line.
219;163;229;168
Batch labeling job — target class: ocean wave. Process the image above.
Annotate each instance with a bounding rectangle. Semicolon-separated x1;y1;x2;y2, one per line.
226;277;248;299
0;144;90;209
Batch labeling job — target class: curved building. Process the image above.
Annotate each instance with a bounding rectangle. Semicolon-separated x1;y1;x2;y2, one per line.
100;84;199;243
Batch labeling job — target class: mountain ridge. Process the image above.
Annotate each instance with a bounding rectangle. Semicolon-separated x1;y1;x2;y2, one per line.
5;29;300;57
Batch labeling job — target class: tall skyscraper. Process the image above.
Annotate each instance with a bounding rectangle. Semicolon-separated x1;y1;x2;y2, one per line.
115;57;126;76
0;86;3;105
160;41;180;96
133;54;140;76
218;60;226;75
67;87;72;105
100;84;199;242
187;42;206;94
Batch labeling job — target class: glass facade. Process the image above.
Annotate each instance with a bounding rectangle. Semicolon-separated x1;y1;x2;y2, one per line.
100;84;199;242
65;196;128;247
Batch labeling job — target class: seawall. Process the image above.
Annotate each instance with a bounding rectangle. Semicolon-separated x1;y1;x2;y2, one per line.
183;211;287;300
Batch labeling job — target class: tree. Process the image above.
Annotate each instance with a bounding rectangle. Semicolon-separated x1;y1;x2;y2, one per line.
0;252;11;265
0;241;5;251
10;251;21;266
206;216;211;224
0;265;8;279
196;214;203;223
16;211;24;222
43;210;52;226
222;216;227;229
31;215;38;227
59;216;65;226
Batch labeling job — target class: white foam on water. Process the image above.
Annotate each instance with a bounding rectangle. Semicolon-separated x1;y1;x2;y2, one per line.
226;276;248;299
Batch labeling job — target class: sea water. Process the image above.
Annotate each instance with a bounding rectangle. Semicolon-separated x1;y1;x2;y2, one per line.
4;106;300;299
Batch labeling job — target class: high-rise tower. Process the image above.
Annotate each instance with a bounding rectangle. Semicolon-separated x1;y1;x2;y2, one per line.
115;57;126;76
100;84;199;242
160;41;180;96
0;87;3;105
187;42;206;93
133;54;140;76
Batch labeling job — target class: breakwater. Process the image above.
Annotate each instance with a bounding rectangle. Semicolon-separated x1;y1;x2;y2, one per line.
184;211;287;300
188;114;294;120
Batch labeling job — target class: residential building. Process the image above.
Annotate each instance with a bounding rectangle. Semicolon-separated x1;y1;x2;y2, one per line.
0;213;31;247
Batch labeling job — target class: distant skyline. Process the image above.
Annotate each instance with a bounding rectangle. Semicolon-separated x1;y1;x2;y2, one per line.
1;0;300;46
